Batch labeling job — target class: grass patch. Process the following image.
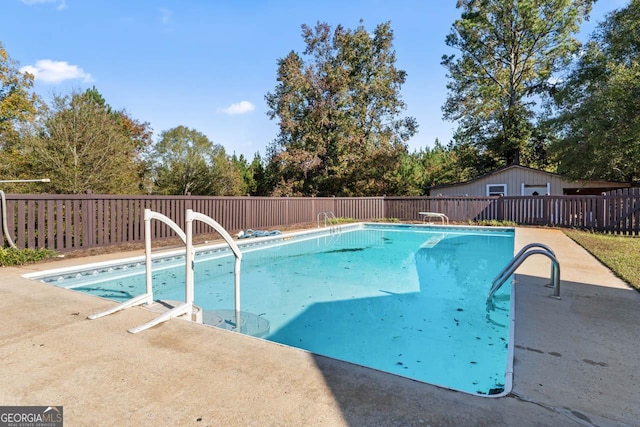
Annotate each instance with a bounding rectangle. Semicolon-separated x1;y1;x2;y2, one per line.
0;247;58;267
369;217;400;223
334;217;356;224
563;229;640;291
467;219;517;227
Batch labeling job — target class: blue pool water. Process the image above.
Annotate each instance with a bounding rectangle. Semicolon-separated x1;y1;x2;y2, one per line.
32;224;515;396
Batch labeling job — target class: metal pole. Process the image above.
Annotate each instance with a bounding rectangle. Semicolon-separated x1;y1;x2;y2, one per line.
185;209;195;307
0;190;17;249
234;256;242;331
188;211;243;331
144;209;153;302
0;179;50;183
0;179;50;249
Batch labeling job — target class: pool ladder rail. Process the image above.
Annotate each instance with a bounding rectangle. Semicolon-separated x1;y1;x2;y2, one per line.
487;243;561;310
317;210;341;233
88;208;243;334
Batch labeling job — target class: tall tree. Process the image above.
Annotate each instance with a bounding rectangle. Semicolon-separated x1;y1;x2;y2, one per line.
80;86;154;191
265;21;417;196
0;42;39;144
151;126;244;195
7;89;147;194
549;0;640;182
231;152;272;196
442;0;594;166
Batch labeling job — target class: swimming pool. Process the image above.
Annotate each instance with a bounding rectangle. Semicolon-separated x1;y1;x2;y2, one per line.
26;223;515;396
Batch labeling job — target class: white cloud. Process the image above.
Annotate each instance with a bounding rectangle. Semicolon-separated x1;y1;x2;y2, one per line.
218;101;255;115
20;60;93;84
21;0;67;11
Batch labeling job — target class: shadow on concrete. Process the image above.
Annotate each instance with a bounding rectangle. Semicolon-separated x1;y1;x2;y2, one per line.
282;273;640;426
510;273;640;426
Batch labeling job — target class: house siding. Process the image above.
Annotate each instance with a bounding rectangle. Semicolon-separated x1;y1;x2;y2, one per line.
431;166;628;196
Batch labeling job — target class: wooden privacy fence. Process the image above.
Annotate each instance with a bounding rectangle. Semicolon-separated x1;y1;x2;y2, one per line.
0;195;384;252
1;190;638;252
392;189;639;233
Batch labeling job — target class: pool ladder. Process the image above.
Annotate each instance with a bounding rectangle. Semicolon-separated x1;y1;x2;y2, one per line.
88;209;243;334
317;210;341;233
487;243;560;309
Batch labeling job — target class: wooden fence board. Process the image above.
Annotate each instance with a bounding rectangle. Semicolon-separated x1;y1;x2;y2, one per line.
27;200;36;248
2;193;639;252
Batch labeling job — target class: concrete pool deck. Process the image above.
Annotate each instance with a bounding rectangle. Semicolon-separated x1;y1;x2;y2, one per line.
0;227;638;426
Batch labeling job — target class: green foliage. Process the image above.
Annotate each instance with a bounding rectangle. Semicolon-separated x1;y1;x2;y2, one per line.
385;139;496;195
265;21;417;196
249;153;273;196
0;88;149;194
151;126;244;195
443;0;594;166
0;42;39;142
333;217;356;224
370;217;400;223
231;152;272;196
0;247;57;267
231;154;254;195
467;219;517;227
549;0;640;183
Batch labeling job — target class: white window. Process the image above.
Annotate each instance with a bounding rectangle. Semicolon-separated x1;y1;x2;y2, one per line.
486;184;507;196
521;183;550;196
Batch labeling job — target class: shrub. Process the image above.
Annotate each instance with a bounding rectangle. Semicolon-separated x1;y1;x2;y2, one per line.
370;217;400;223
468;219;517;227
0;247;57;267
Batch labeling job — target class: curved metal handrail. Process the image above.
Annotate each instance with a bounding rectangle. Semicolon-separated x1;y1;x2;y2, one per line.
0;190;17;249
317;210;342;234
90;208;244;334
185;209;243;331
317;210;337;228
492;243;556;288
88;210;188;321
129;209;244;334
487;246;561;309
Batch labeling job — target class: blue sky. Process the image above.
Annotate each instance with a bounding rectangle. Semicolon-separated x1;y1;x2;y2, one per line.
2;0;628;159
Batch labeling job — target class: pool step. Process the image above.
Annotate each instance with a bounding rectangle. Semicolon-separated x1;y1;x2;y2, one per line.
203;309;270;338
419;234;446;248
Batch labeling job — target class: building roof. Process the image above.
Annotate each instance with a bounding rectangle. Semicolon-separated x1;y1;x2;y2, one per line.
428;164;630;190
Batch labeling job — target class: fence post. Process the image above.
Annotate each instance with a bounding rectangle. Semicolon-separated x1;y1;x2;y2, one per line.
382;196;386;220
82;192;96;248
542;195;550;224
496;196;504;221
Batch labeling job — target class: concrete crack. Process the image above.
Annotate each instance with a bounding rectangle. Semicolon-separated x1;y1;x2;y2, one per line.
507;392;603;427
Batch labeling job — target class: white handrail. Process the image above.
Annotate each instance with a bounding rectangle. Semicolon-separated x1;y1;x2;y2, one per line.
418;212;449;225
87;293;154;320
88;209;187;321
127;302;193;334
144;209;187;304
129;209;243;333
185;209;243;331
317;210;337;228
0;190;17;249
88;208;243;333
126;210;193;333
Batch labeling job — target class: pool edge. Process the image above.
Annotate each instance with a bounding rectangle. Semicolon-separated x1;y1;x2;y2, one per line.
22;221;517;398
